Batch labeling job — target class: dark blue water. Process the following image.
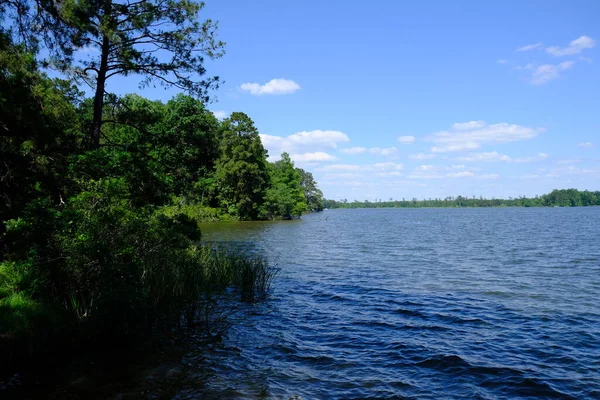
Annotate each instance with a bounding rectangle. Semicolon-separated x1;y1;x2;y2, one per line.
189;208;600;399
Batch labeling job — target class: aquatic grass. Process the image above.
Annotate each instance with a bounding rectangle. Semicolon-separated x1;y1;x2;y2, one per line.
0;181;276;373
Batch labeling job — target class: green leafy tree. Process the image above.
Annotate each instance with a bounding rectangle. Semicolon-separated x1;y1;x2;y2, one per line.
3;0;225;148
296;167;324;212
264;153;306;219
0;32;81;234
215;112;269;220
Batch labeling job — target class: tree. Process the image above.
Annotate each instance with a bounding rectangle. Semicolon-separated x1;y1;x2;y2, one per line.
215;112;269;220
296;168;324;212
264;153;306;219
0;31;82;227
2;0;225;148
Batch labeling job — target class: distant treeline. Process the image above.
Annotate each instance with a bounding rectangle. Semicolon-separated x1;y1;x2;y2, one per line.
324;189;600;209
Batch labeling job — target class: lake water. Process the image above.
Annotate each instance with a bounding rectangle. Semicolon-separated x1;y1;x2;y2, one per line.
188;207;600;399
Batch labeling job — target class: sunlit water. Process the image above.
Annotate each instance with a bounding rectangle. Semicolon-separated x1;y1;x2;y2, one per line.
188;207;600;399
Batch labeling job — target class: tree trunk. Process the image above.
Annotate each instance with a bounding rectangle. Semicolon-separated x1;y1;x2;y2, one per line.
91;4;112;149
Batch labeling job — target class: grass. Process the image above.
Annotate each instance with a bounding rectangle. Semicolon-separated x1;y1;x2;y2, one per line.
0;243;276;374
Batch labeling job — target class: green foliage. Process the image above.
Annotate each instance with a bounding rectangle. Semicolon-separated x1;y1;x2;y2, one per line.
0;23;320;373
215;112;270;220
160;197;234;223
263;153;307;219
297;168;324;212
2;0;225;147
324;189;600;209
0;32;81;228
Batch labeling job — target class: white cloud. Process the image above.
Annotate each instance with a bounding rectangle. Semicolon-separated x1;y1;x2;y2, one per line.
408;164;477;180
497;59;508;64
321;164;362;172
531;61;575;85
409;153;436;160
517;42;543;52
447;171;475;178
370;147;399;156
240;78;301;95
513;152;548;163
290;152;337;162
514;63;535;71
458;151;548;163
452;121;486;130
371;162;404;171
260;130;350;159
427;121;543;153
431;142;481;153
458;151;512;162
579;56;593;64
320;162;403;172
578;142;594;148
323;172;362;179
546;36;596;56
340;147;367;155
375;171;403;177
397;135;415;144
211;110;227;119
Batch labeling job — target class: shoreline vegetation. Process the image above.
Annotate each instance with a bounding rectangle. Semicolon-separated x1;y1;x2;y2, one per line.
324;189;600;209
0;0;320;379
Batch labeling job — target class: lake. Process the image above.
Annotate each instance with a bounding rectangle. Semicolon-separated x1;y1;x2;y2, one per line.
190;207;600;399
9;207;599;399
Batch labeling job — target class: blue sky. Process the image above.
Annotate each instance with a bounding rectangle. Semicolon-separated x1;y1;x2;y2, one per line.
86;0;599;200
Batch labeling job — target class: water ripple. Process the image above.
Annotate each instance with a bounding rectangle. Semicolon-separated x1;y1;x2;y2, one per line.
187;208;600;399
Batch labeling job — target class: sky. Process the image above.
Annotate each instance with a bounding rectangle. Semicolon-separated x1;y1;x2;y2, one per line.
80;0;600;200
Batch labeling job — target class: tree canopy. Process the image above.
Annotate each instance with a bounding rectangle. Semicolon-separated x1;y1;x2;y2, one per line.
2;0;225;147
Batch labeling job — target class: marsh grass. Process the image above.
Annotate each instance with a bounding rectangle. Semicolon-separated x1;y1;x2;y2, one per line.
0;193;276;373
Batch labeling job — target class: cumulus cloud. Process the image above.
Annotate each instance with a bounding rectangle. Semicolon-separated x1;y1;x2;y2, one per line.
240;78;301;95
397;135;415;144
370;147;399;156
375;171;403;177
340;147;367;155
426;121;544;153
531;61;575;85
290;152;337;162
452;121;486;130
260;130;350;159
578;142;594;148
457;151;512;162
409;153;436;160
516;42;543;52
408;165;477;180
319;162;403;172
211;110;227;119
546;36;596;56
447;171;475;178
431;142;481;153
513;153;548;163
497;59;509;64
458;151;548;163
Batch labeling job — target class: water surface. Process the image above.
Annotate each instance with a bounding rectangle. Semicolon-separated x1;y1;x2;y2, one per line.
189;207;600;399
